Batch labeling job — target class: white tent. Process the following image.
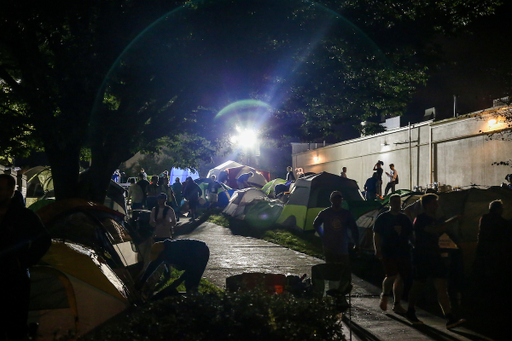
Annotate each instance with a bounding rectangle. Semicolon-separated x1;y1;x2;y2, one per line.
169;168;199;184
223;188;267;219
206;160;243;179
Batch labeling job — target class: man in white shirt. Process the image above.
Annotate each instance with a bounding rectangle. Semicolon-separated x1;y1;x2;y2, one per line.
150;193;177;242
384;164;398;196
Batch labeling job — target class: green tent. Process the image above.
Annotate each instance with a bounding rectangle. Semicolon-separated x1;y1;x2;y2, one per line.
261;178;286;197
277;172;377;231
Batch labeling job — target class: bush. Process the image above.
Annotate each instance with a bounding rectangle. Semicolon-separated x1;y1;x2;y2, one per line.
82;291;346;341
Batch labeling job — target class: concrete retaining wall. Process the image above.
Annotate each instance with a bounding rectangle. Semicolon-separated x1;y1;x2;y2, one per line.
292;107;512;190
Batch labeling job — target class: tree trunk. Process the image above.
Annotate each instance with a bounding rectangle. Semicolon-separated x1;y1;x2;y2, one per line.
44;142;81;200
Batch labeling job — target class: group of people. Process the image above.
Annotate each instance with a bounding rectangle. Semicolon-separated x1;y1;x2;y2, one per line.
362;161;398;201
373;193;465;328
312;188;468;329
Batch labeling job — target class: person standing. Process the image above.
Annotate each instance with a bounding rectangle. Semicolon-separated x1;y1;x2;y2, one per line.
340;167;347;178
373;161;384;197
475;199;510;278
183;177;202;220
406;193;465;329
150;193;177;242
127;178;144;210
146;175;161;211
286;166;296;182
206;175;222;207
313;191;359;268
384;164;398;196
364;173;379;201
0;174;52;341
172;177;183;215
136;175;150;208
111;169;121;183
373;194;413;314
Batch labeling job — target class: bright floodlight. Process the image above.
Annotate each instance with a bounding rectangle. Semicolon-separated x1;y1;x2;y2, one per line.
231;129;257;148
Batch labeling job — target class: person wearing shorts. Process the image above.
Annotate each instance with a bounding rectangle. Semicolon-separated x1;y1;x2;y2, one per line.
373;194;413;315
406;193;465;329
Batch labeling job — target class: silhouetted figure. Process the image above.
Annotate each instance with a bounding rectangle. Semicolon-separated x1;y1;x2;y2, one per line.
138;239;210;295
373;194;413;315
0;174;51;341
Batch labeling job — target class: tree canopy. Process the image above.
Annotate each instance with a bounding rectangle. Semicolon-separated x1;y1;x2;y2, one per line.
0;0;503;201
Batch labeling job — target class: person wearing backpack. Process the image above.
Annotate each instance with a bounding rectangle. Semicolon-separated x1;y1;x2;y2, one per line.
150;193;177;242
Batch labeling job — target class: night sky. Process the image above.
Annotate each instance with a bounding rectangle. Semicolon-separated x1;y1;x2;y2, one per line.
404;1;512;123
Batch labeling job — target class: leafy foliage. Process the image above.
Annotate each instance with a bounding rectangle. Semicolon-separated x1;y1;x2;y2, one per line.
82;291;346;341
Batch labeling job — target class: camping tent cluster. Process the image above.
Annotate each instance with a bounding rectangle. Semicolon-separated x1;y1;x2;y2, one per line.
29;199;150;340
218;171;380;232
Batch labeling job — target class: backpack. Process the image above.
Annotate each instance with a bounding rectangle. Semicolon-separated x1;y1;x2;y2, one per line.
395;175;399;184
154;205;171;218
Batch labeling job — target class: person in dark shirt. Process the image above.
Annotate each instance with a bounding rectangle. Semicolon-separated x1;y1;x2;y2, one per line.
136;175;150;208
373;194;413;315
364;172;378;201
475;199;511;277
207;175;222;206
137;239;210;295
183;177;202;220
373;161;384;197
313;191;359;265
236;172;253;189
406;193;465;329
286;166;296;182
0;174;51;341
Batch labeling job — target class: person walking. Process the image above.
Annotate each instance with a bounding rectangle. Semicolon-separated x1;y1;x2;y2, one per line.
384;164;398;196
0;174;52;341
373;194;413;315
172;177;183;216
313;191;359;267
406;193;466;329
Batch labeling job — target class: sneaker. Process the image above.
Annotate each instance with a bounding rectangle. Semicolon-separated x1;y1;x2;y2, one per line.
379;293;388;311
446;318;466;329
406;311;424;325
392;304;407;315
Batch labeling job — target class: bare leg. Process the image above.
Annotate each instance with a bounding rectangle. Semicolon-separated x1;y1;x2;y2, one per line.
380;275;396;310
433;278;451;315
393;275;403;303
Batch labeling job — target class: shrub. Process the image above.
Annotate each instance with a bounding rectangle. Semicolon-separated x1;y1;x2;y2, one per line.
82;291;346;341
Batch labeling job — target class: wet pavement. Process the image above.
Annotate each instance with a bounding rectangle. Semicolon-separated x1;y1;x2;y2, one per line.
178;220;494;341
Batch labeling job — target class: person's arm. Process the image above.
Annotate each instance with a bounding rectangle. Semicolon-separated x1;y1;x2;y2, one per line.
25;213;52;268
150;208;157;227
373;232;383;260
164;208;177;231
348;212;359;248
312;211;324;235
423;215;460;235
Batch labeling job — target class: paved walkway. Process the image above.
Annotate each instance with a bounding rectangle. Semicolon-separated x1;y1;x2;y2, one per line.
180;221;493;341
